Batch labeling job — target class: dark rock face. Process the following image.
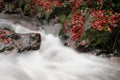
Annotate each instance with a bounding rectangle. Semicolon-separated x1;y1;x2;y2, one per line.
0;27;41;53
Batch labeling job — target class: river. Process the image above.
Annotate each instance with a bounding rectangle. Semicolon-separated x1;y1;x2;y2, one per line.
0;15;120;80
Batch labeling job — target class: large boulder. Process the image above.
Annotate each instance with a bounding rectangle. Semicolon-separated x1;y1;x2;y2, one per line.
0;27;41;53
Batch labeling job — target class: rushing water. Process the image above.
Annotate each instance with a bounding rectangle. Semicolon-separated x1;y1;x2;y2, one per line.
0;18;120;80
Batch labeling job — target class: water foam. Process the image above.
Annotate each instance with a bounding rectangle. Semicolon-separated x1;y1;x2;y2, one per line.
0;20;120;80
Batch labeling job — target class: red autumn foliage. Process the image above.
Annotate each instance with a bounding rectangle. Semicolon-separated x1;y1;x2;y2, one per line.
30;0;62;16
32;0;62;10
71;0;83;12
68;12;85;41
90;10;120;32
63;12;85;41
0;30;12;44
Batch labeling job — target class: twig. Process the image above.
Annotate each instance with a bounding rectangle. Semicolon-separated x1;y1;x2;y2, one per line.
0;4;10;14
112;29;120;51
100;0;107;10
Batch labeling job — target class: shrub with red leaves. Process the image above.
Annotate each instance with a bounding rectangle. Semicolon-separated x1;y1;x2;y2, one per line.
90;10;120;32
0;30;12;44
32;0;62;11
68;12;85;41
71;0;83;12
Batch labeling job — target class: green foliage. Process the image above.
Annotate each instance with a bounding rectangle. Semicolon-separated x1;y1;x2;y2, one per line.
49;5;71;19
59;15;66;22
84;29;110;47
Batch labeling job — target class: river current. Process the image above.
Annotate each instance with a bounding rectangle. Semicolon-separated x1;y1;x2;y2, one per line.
0;18;120;80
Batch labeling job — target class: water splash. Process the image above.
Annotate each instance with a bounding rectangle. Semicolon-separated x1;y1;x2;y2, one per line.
0;19;120;80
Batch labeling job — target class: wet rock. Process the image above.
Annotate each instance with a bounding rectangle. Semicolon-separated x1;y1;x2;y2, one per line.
111;56;120;63
0;27;41;53
0;14;41;31
13;33;41;52
40;23;62;36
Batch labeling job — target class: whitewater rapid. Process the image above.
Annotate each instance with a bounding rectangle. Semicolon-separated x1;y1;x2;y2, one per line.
0;20;120;80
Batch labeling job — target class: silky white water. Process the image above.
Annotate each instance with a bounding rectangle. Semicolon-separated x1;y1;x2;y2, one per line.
0;19;120;80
